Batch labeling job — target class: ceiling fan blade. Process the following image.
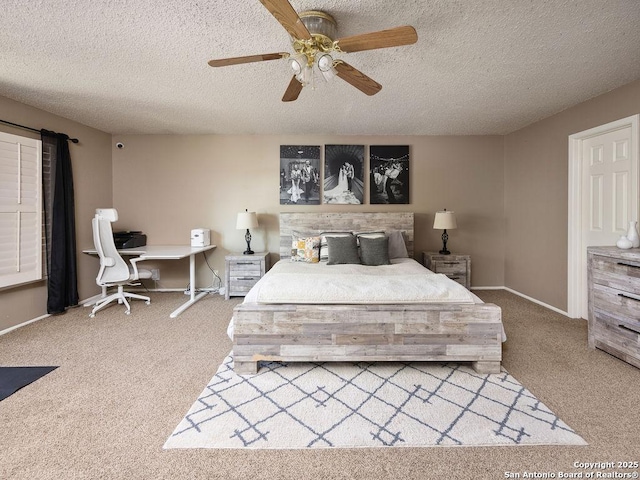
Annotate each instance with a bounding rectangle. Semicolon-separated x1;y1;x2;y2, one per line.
208;52;289;67
336;26;418;53
259;0;312;40
282;76;303;102
334;62;382;96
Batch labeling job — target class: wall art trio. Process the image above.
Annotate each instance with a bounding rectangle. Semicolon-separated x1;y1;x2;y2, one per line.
279;144;409;205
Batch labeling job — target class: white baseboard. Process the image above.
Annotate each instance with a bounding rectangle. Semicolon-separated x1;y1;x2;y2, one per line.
503;287;570;317
472;285;570;317
1;285;575;338
0;313;51;337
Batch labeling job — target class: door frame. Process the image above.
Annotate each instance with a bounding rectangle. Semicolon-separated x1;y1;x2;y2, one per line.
567;114;639;318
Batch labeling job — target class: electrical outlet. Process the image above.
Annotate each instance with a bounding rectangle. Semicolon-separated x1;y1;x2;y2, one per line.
151;269;160;281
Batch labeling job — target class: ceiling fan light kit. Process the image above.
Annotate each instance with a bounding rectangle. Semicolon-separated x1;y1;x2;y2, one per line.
208;0;418;102
288;11;340;87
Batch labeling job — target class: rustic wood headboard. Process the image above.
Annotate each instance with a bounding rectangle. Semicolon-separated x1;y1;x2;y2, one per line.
279;212;414;259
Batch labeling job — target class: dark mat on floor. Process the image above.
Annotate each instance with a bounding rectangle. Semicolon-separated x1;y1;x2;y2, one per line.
0;366;58;402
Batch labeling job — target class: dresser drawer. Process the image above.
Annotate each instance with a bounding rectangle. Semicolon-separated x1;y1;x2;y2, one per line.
587;248;640;369
591;256;640;294
591;310;640;368
592;283;640;323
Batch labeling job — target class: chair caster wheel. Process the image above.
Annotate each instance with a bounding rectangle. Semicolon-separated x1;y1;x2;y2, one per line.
125;310;131;315
145;300;151;305
89;313;95;318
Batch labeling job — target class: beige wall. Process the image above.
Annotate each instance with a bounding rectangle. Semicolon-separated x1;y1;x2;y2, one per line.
0;95;113;331
4;77;638;331
110;134;506;290
504;79;640;312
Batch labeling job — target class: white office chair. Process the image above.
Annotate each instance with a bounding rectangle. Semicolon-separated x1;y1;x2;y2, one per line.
90;208;152;318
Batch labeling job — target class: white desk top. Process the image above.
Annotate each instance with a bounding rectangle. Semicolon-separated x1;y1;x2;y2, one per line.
83;244;216;259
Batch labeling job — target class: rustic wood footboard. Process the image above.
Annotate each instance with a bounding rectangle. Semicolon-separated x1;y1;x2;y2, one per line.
232;302;503;375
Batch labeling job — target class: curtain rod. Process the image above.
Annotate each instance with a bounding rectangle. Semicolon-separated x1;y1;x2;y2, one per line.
0;119;79;143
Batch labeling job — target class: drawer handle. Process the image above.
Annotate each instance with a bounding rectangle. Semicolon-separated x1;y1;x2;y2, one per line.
617;293;640;303
618;324;640;335
237;277;256;281
449;276;460;280
236;262;255;265
617;262;640;269
442;262;459;265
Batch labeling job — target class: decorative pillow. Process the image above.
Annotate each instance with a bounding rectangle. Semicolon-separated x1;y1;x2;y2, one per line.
319;231;353;262
354;230;385;247
354;231;386;239
326;235;360;265
360;236;390;266
387;230;409;259
291;234;320;263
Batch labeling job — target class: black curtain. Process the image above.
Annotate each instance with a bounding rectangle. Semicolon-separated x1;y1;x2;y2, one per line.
41;130;79;314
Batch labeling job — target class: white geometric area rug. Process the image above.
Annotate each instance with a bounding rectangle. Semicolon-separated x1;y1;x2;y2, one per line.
164;354;587;449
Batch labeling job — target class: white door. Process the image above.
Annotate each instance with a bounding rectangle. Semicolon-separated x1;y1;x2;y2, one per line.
569;117;638;319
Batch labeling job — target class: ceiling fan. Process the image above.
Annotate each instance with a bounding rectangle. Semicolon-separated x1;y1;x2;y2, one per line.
208;0;418;102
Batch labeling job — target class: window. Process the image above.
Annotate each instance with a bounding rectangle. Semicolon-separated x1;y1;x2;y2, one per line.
0;132;43;288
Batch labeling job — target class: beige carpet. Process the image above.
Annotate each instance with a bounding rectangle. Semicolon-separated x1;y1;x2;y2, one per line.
0;290;638;479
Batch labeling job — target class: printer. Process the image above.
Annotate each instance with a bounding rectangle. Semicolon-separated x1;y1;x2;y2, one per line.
113;231;147;249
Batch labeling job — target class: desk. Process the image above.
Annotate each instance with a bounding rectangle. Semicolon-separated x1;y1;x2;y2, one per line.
83;244;216;318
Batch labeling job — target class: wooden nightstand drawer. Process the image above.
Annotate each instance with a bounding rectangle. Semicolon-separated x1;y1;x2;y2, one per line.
225;253;270;299
422;252;471;289
446;273;468;287
229;261;262;277
432;260;466;276
229;277;261;296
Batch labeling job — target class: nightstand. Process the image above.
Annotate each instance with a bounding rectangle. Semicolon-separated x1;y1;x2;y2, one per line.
225;252;270;300
423;252;471;289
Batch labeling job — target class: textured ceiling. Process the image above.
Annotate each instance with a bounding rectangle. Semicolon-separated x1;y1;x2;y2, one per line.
1;0;639;136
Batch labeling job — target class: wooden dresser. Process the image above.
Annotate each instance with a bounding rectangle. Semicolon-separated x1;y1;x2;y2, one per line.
587;247;640;369
225;252;270;300
423;252;471;289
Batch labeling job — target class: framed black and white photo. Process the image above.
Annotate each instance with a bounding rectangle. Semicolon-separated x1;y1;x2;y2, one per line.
280;145;321;205
370;145;410;204
323;144;364;204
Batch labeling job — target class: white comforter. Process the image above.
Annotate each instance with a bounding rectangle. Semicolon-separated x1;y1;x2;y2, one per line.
227;258;505;342
246;258;476;304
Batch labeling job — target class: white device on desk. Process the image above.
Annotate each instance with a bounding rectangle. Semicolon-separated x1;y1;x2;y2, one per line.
190;228;211;247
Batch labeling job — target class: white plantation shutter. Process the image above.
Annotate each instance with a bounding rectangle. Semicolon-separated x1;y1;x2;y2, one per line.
0;132;43;288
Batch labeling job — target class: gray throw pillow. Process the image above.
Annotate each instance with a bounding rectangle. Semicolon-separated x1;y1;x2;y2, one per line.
360;236;390;266
326;235;360;265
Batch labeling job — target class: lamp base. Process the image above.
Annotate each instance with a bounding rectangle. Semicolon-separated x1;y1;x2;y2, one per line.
243;229;254;255
440;229;451;255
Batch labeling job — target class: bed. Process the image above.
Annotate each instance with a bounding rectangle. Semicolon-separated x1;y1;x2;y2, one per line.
231;212;503;375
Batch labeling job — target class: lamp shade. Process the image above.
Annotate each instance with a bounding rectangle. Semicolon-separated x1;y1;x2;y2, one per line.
433;211;457;230
236;211;258;230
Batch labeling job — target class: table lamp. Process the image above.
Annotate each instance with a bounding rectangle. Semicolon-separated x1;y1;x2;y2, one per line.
433;209;457;255
236;209;258;255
